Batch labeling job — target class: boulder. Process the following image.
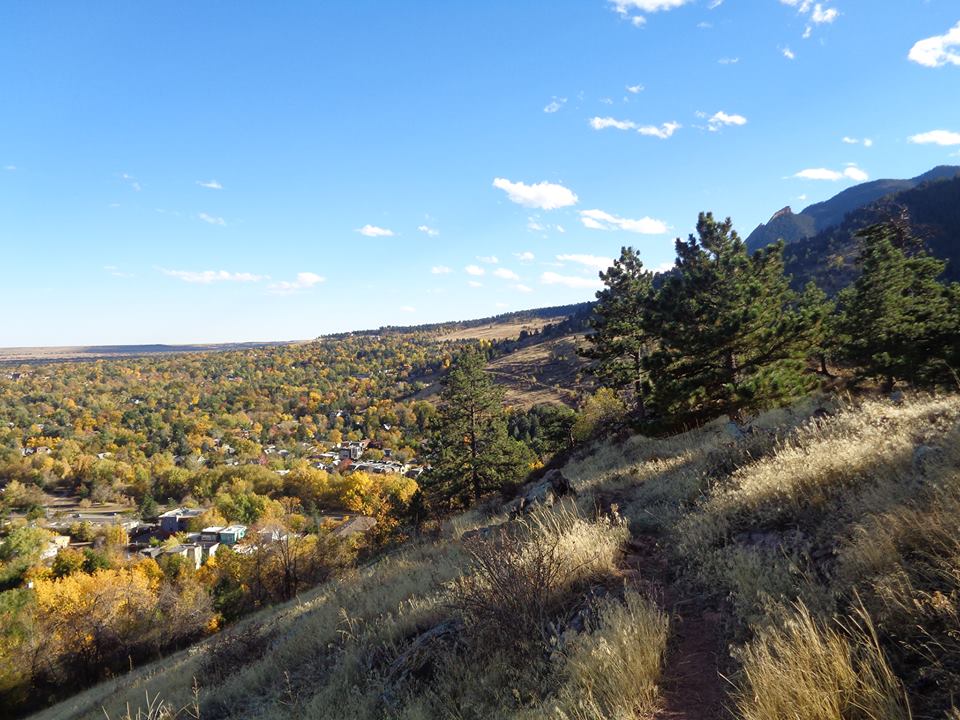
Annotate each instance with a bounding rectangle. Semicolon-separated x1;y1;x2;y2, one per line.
512;469;575;514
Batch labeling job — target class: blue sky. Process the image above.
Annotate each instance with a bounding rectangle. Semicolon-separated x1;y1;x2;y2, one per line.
2;1;959;346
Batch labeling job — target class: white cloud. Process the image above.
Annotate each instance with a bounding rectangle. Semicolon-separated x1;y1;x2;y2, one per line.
842;137;874;147
492;177;578;210
544;97;567;113
810;4;838;24
708;111;747;131
718;57;739;64
579;208;668;234
400;306;416;313
527;219;545;232
792;165;869;182
626;83;645;93
590;116;638;131
541;271;604;290
842;136;858;144
465;265;485;276
197;180;223;190
162;269;265;284
268;272;326;294
356;224;395;237
844;165;869;182
909;22;960;68
557;254;614;271
612;0;692;12
864;139;874;148
198;212;226;226
514;284;533;293
780;1;838;24
630;15;646;27
591;117;681;139
908;129;960;146
477;255;499;264
104;265;134;278
431;265;453;274
515;251;535;262
638;121;682;139
467;280;483;288
494;268;521;281
783;47;796;60
418;224;440;236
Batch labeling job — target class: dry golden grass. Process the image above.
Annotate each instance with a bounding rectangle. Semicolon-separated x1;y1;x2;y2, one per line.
735;604;909;720
550;588;668;720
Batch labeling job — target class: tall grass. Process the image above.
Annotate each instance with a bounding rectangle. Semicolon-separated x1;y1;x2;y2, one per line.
735;603;910;720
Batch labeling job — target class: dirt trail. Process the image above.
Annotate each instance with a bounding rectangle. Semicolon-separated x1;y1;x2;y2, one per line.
621;535;730;720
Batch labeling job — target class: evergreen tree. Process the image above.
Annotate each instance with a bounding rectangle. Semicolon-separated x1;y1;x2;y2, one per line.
422;350;534;512
837;220;960;388
582;247;656;417
645;212;821;423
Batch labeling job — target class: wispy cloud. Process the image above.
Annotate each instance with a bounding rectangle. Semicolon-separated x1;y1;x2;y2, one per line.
541;271;604;290
467;280;483;288
477;255;499;264
579;208;668;234
842;136;874;147
268;272;326;294
515;251;535;262
783;47;796;60
465;264;485;276
4;165;15;171
400;305;416;313
356;224;395;237
197;179;223;190
544;97;567;113
792;165;869;182
161;268;266;284
909;21;960;68
431;265;453;274
707;111;747;131
556;254;614;271
626;83;645;93
199;212;226;226
611;0;693;28
492;177;578;210
718;57;739;65
121;173;141;192
514;284;533;293
418;224;439;236
590;117;682;139
493;268;520;281
104;265;134;278
908;129;960;146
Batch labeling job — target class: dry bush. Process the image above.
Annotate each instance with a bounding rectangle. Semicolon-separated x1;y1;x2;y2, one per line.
452;502;628;646
735;603;910;720
550;587;668;720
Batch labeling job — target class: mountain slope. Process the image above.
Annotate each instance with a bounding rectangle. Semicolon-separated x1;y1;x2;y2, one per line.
32;393;960;720
784;175;960;294
746;165;960;252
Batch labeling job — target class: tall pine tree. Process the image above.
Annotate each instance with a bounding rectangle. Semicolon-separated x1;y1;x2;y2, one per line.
422;349;533;512
645;212;822;423
582;247;655;417
837;220;960;389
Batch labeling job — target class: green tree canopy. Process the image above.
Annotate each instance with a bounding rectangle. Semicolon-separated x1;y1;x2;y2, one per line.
422;350;533;512
645;212;822;423
582;246;656;417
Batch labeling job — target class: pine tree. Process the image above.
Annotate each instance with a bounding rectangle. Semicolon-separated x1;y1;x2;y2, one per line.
837;220;960;388
645;212;821;423
422;350;534;512
582;247;655;417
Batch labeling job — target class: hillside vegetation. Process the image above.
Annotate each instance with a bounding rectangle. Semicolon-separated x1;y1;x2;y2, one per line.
32;391;960;719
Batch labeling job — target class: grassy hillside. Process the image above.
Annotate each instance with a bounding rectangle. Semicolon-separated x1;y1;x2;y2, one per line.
34;391;960;720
